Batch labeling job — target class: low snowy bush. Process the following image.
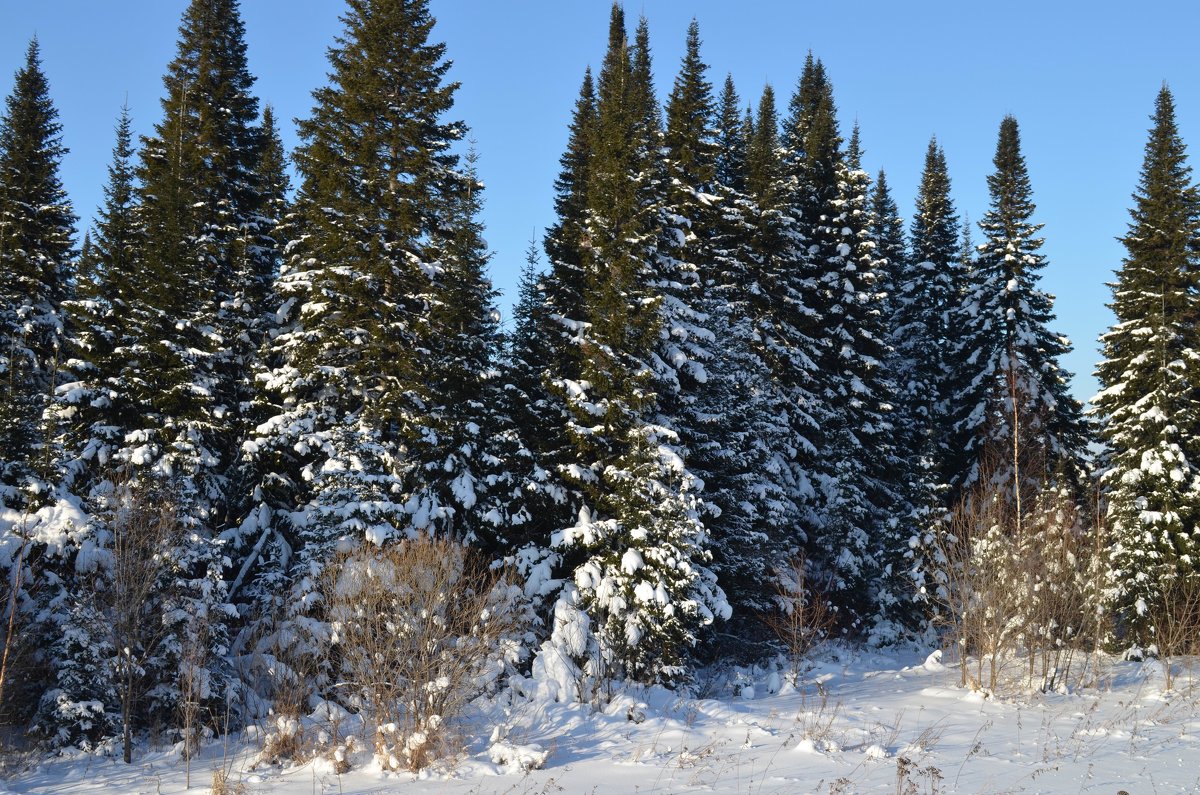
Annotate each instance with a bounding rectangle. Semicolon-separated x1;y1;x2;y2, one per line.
323;536;531;770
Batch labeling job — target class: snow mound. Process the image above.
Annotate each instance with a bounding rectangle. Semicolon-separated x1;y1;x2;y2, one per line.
489;741;548;772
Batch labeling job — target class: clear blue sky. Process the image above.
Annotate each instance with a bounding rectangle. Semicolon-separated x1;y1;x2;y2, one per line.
4;1;1200;404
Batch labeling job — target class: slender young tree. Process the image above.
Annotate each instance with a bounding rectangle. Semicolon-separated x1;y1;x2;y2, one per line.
950;116;1086;521
526;67;599;550
0;39;75;508
34;103;151;753
714;74;747;194
58;106;143;498
1095;86;1200;649
417;145;515;551
499;238;569;575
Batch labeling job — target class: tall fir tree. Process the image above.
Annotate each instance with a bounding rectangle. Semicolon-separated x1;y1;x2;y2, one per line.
1094;86;1200;648
132;0;267;527
814;126;904;628
38;106;147;751
742;82;821;548
869;169;906;317
526;67;599;552
500;237;568;576
57;106;148;505
714;74;747;194
117;0;270;732
0;39;75;508
901;139;964;494
781;59;895;627
949;116;1086;521
222;103;292;609
417;145;513;550
246;0;513;687
547;6;727;684
745;84;780;207
781;53;841;271
660;24;796;625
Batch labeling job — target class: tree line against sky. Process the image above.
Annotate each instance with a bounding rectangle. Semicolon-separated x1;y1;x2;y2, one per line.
0;0;1195;761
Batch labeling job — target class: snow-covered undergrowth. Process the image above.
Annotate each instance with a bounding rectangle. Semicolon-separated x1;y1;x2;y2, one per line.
4;645;1200;794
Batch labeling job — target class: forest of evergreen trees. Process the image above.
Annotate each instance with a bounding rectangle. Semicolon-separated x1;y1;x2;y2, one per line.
1;0;1199;766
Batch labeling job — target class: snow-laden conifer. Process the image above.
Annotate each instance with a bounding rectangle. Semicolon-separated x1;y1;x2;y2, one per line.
546;8;727;684
246;0;511;686
949;116;1086;518
0;39;74;509
1094;87;1200;648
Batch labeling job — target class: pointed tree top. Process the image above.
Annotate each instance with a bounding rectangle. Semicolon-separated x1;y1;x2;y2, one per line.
847;122;863;170
986;114;1036;225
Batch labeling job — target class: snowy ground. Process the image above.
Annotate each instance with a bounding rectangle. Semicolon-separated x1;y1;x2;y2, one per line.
4;645;1199;794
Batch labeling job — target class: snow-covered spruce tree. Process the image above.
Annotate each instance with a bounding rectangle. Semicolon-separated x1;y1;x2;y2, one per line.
417;145;517;553
0;39;74;510
745;84;781;206
818;126;906;631
1094;86;1200;650
890;140;967;616
34;108;145;752
500;239;570;583
660;26;797;629
777;56;848;603
508;67;601;579
779;61;896;629
714;74;748;194
132;0;268;523
710;73;803;619
741;82;821;559
57;107;142;500
246;0;510;684
868;170;906;324
870;168;922;494
112;0;271;734
901;139;969;503
949;116;1087;524
221;104;292;618
547;7;727;686
221;104;291;536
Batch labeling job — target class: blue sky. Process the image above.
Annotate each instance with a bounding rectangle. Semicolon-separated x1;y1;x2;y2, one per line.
4;1;1200;403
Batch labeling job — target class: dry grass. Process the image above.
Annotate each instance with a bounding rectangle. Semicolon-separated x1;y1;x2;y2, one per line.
209;768;247;795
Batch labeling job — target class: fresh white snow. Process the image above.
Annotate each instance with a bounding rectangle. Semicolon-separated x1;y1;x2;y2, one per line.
6;645;1199;794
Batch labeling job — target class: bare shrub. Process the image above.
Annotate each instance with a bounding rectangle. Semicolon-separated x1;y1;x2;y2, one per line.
252;642;317;766
323;535;529;771
928;489;1015;691
896;755;944;795
1148;570;1200;690
765;555;835;683
1019;487;1096;691
929;475;1098;694
91;477;183;764
179;612;211;787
